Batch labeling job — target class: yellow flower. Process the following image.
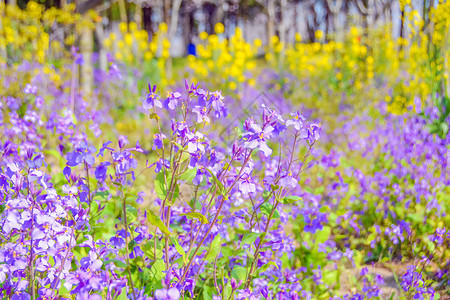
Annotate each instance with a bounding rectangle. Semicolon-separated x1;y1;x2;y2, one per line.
228;81;237;90
119;22;128;33
159;23;168;33
214;23;225;34
199;31;208;40
315;30;324;41
129;22;137;32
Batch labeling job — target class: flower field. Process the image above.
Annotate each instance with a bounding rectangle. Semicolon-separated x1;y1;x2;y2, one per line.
2;1;450;300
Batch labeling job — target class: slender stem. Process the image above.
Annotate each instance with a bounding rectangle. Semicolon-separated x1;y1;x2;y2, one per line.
122;189;137;300
27;171;35;300
165;206;171;269
84;162;92;208
213;254;221;297
53;229;74;294
153;233;157;262
244;201;280;289
180;151;254;283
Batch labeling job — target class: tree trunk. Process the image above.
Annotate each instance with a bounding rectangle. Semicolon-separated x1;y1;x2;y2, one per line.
0;2;7;65
95;20;107;71
118;0;128;23
163;0;171;25
143;6;153;37
215;0;224;25
134;3;143;29
182;5;191;55
169;0;182;42
80;17;93;96
327;0;343;42
267;0;276;48
279;0;287;47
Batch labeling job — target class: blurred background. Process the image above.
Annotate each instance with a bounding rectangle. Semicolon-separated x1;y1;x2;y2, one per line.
0;0;415;57
1;0;449;128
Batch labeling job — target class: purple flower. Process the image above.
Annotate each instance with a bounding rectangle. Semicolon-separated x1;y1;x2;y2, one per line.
24;84;37;95
286;111;305;131
154;287;180;300
35;96;44;108
143;85;162;109
11;292;30;300
110;229;128;249
244;123;274;156
129;246;144;259
238;175;256;195
75;53;84;65
164;92;181;110
95;162;111;181
67;141;97;166
429;227;446;245
193;166;208;185
192;106;210;124
307;123;321;141
153;134;166;150
187;132;206;154
210;91;227;118
136;191;145;204
112;151;137;174
97;141;114;157
80;251;103;271
279;171;297;188
155;158;170;173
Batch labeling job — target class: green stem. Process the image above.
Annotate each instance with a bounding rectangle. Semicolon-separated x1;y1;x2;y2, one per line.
122;189;137;300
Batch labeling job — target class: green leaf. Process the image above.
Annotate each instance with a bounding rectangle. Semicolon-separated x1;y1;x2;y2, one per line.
155;171;179;203
266;261;278;269
315;226;331;244
116;288;128;300
57;280;71;297
149;112;160;120
126;205;138;224
124;192;138;202
260;260;278;272
94;191;110;200
43;149;66;169
205;168;226;195
241;232;261;245
202;285;214;300
112;181;123;187
234;126;243;139
178;168;197;182
204;235;222;262
260;202;280;218
149;259;166;282
323;269;339;286
281;195;301;204
147;210;171;235
171;141;185;150
441;122;449;136
171;237;187;264
106;259;127;268
155;172;168;199
142;241;163;259
231;265;247;282
181;212;208;224
223;282;233;299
